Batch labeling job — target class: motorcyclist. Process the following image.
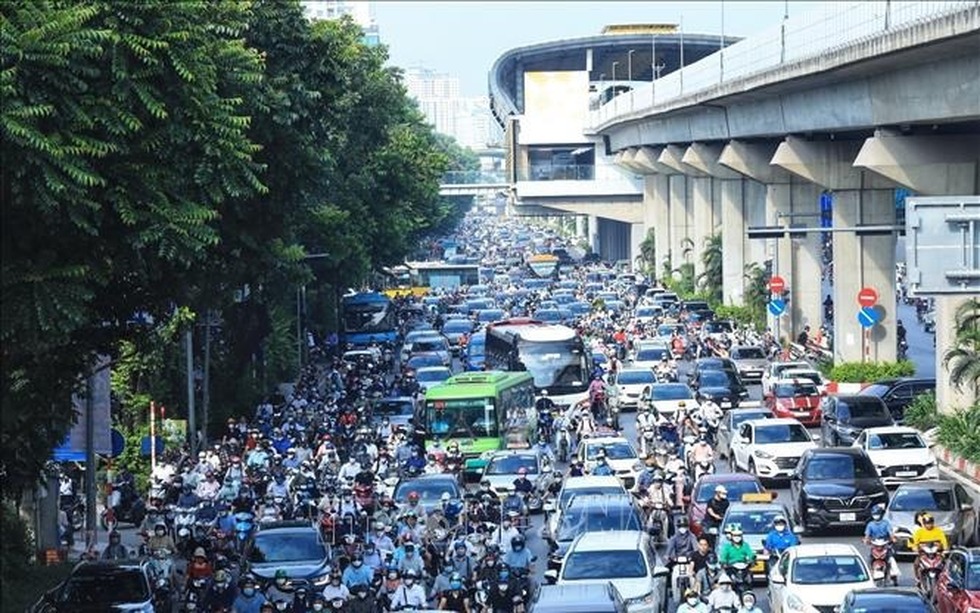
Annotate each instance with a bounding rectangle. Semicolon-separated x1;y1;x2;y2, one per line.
492;516;520;555
665;519;699;598
737;591;764;613
436;573;471;612
688;434;714;471
267;472;290;499
512;467;534;496
762;515;799;558
147;546;176;589
702;485;729;541
676;588;708;613
147;520;176;552
233;576;268;613
588;375;607;419
196;471;220;501
910;512;949;586
101;531;128;560
389;569;427;610
694;556;721;597
345;583;376;613
863;503;899;585
718;527;756;567
591;450;613;476
501;485;527;519
177;483;202;508
203;568;237;611
706;573;740;611
503;534;533;573
338;456;361;482
341;554;373;591
534;436;555;465
186;547;214;582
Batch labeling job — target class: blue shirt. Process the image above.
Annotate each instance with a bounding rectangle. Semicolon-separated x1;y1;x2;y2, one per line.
763;529;800;554
864;519;893;541
592;463;613;476
342;563;373;588
504;547;533;570
232;591;267;613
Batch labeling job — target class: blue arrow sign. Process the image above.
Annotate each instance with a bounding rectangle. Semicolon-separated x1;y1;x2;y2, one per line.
857;306;880;328
768;299;787;317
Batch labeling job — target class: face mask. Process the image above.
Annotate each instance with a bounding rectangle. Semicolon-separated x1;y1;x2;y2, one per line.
502;521;511;528
404;579;414;586
387;573;397;581
721;584;731;591
775;523;786;532
513;543;523;551
678;527;688;534
313;605;324;611
353;560;362;567
155;530;165;536
498;583;509;592
277;578;287;586
733;536;743;543
357;591;368;599
687;598;699;606
243;588;256;596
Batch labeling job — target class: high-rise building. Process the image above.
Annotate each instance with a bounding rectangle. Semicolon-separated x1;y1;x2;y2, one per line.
302;1;380;46
402;66;499;149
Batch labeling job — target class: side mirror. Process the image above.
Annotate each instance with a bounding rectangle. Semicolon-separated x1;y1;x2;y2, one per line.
652;565;671;578
769;571;786;585
543;569;559;585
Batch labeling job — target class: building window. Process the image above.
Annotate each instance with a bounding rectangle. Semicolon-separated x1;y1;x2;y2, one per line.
525;145;594;181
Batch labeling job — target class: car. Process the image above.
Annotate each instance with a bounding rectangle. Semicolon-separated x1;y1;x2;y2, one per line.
548;530;670;613
821;394;894;447
717;407;774;459
369;396;417;429
646;383;699;418
791;448;889;534
405;351;445;372
634;305;664;325
441;319;475;355
414;366;452;391
545;475;630;538
630;345;673;372
853;426;939;485
729;345;769;383
405;334;451;366
576;436;643;489
765;378;824;427
689;356;741;378
475;308;505;324
392;473;463;514
545;494;645;571
935;546;980;612
463;331;486;371
714;498;803;580
768;543;877;613
840;588;933;613
691;368;748;409
245;521;331;588
654;322;685;344
886;481;979;554
700;319;735;341
762;360;812;396
611;368;658;412
480;450;554;512
30;561;153;612
532;583;628;613
689;473;767;537
858;377;937;424
400;328;438;360
729;418;818;482
780;368;829;395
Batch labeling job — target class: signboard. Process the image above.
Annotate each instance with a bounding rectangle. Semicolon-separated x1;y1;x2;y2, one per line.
140;436;164;457
768;276;786;294
768;299;787;317
857;307;880;328
63;356;113;456
857;287;879;307
906;196;980;295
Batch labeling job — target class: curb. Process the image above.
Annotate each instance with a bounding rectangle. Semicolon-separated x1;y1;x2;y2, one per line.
825;381;867;394
935;444;980;486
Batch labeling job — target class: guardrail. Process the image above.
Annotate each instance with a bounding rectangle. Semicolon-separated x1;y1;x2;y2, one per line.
441;170;508;185
590;1;974;127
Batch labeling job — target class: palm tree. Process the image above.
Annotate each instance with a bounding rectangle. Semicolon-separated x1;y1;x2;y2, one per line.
638;228;656;277
943;297;980;397
743;262;769;330
698;234;723;305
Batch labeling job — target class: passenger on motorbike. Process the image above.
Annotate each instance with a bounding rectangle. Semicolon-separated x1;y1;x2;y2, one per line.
736;591;763;613
320;570;350;603
512;468;534;496
362;541;384;574
401;490;428;524
147;547;175;589
534;436;555;465
568;459;585;478
186;547;213;582
591;451;614;476
338;456;361;482
203;569;236;611
342;554;373;590
232;576;267;613
706;573;740;611
177;483;202;508
390;569;427;610
688;435;714;469
694;557;722;597
675;588;708;613
492;517;520;555
503;534;533;573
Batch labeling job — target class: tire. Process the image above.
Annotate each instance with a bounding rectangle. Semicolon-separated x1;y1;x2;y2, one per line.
729;454;739;473
748;459;757;478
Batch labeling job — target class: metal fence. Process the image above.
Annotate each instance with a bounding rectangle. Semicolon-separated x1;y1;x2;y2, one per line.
440;170;507;185
590;1;974;127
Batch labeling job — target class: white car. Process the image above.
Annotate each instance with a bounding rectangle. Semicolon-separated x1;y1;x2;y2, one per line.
414;366;452;391
852;426;939;485
768;543;876;613
762;360;812;395
630;344;673;372
634;305;664;325
781;368;828;395
612;368;658;412
545;475;628;538
577;436;643;490
647;383;699;418
549;530;669;613
729;418;817;481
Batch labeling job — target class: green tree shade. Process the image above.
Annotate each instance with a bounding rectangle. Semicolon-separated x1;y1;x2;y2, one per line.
743;262;769;330
638;228;656;278
943;297;980;397
698;234;723;305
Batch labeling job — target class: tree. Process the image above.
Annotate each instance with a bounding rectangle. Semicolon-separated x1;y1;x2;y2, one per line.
638;228;656;278
943;297;980;397
698;233;723;305
743;262;769;330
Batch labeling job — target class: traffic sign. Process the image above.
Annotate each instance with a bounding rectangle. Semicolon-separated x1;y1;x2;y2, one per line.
140;436;164;457
857;306;880;328
768;299;787;317
768;276;786;294
857;287;879;307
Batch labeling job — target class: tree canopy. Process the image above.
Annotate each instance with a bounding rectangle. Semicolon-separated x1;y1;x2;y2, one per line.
0;0;473;495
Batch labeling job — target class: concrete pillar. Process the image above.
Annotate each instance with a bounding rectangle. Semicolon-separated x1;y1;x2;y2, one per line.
575;215;586;239
646;174;671;283
856;132;980;409
668;174;690;272
588;214;600;255
691;176;713;280
630;223;645;272
719;178;748;304
771;136;899;363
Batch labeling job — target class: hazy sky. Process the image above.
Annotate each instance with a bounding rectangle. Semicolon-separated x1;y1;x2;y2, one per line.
375;1;826;96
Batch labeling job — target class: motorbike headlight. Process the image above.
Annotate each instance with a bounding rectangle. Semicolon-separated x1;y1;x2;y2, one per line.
754;449;774;460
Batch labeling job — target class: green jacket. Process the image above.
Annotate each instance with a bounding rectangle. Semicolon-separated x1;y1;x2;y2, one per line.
719;540;756;566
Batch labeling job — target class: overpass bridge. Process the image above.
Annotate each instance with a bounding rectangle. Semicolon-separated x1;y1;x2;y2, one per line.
439;170;509;197
588;0;980;409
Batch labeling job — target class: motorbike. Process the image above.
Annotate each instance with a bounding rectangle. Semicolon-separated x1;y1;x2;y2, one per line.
233;511;255;553
639;428;657;456
725;561;753;598
101;482;146;529
173;505;199;556
915;542;944;596
353;483;376;514
672;555;691;605
59;494;86;532
869;538;898;587
645;502;669;546
152;578;174;612
693;458;715;481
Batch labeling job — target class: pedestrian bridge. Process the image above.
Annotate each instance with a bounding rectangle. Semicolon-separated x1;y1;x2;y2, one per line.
439;170;509;197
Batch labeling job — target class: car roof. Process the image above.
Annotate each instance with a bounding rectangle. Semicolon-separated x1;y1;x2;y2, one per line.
807;447;867;457
860;425;921;435
788;543;862;557
253;520;320;533
73;561;146;575
581;436;630;445
562;475;625;489
565;494;636;509
698;472;760;484
893;480;956;492
570;530;646;552
846;587;928;602
724;502;788;515
747;417;805;427
487;450;538;460
772;378;820;385
534;584;622;612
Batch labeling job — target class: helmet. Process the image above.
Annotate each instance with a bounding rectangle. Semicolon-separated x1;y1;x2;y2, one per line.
215;570;229;583
684;588;698;598
275;569;288;580
717;573;733;585
921;513;935;525
773;515;787;524
511;534;526;550
517;467;528;476
408;491;420;502
730;527;744;537
441;492;452;502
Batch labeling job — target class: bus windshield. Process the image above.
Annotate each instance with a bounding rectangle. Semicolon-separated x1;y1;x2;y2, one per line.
426;398;499;439
518;340;588;392
342;298;395;334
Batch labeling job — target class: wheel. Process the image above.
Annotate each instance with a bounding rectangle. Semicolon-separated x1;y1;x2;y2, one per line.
748;459;757;478
729;454;739;472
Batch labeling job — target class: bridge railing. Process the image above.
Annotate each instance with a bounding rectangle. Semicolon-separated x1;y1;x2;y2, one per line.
590;1;974;127
440;170;507;185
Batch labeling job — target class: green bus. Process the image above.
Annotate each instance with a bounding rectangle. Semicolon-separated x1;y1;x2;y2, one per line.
423;371;537;475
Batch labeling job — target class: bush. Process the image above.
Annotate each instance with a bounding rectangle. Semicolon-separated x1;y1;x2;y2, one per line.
827;360;916;383
714;305;757;326
903;392;938;431
937;403;980;463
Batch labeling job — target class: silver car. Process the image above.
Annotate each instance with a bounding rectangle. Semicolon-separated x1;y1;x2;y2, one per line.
729;345;769;384
885;481;979;555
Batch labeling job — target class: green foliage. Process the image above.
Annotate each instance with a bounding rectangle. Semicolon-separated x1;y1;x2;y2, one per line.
697;234;723;305
0;503;32;580
936;403;980;463
903;392;938;431
714;305;759;328
742;263;769;331
666;263;696;297
827;360;916;383
943;298;980;396
638;228;656;278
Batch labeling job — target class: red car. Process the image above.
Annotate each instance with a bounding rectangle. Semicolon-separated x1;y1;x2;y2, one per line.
687;473;767;537
764;378;823;427
935;546;980;613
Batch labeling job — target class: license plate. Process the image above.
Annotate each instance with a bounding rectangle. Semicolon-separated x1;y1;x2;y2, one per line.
840;512;857;522
793;411;809;417
896;470;917;477
872;568;885;579
721;401;732;408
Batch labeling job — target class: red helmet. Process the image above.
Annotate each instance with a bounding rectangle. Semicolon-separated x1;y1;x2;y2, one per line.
408;491;420;502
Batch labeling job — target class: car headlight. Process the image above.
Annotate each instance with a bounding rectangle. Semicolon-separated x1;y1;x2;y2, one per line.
754;449;774;460
939;522;957;532
623;590;655;606
786;593;811;612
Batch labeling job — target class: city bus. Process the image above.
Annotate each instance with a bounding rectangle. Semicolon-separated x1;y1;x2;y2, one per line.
340;292;397;346
405;261;481;290
423;371;536;475
484;318;591;410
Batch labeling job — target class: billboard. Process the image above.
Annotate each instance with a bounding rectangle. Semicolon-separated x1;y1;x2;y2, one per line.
520;71;590;145
60;356;113;457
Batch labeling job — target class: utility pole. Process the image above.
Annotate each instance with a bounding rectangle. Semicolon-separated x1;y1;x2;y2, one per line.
84;369;96;550
185;328;196;456
202;312;211;449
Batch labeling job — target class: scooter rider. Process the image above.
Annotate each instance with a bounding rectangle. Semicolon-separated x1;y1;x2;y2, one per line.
706;573;740;611
665;519;699;598
591;450;614;476
762;515;799;561
863;503;900;583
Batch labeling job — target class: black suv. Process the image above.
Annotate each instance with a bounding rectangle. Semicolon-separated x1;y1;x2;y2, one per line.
31;561;153;612
820;394;894;446
791;447;888;534
858;377;936;423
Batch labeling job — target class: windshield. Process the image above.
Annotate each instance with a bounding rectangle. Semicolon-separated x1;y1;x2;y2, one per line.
636;348;669;362
657;325;682;337
705;321;732;333
394;479;459;503
636;308;660;317
562;550;648;580
695;480;761;503
373;400;414;417
407;354;442;368
518;339;589;392
803;454;878;480
732;347;766;360
557;505;642;542
839;398;889;419
724;509;784;534
249;532;328;564
785;371;822;386
967;561;980;590
558;488;626;509
485;455;538;475
701;371;733;388
617;370;657;385
732;411;771;428
774;383;819;398
413;338;447;352
791;556;868;585
867;431;925;450
755;424;813;444
343;300;395;334
477;310;505;322
443;321;472;334
416;369;450;383
889;487;955;512
651;384;693;401
584;441;636;461
59;570;150;605
426;398;499;438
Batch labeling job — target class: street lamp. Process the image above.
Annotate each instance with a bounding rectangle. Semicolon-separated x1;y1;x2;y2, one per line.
627;49;635;85
612;61;619;83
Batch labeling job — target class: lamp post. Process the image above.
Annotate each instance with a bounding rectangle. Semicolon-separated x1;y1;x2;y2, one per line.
611;61;619;83
627;49;635;84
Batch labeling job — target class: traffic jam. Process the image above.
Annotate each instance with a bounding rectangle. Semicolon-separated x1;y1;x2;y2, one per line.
47;208;977;613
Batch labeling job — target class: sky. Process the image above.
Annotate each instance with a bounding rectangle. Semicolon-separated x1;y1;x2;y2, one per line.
374;1;826;96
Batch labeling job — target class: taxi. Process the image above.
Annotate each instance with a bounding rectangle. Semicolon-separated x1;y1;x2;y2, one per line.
712;493;802;581
763;378;823;427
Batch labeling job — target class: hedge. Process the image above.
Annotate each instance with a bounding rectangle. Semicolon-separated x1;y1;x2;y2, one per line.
827;360;916;383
